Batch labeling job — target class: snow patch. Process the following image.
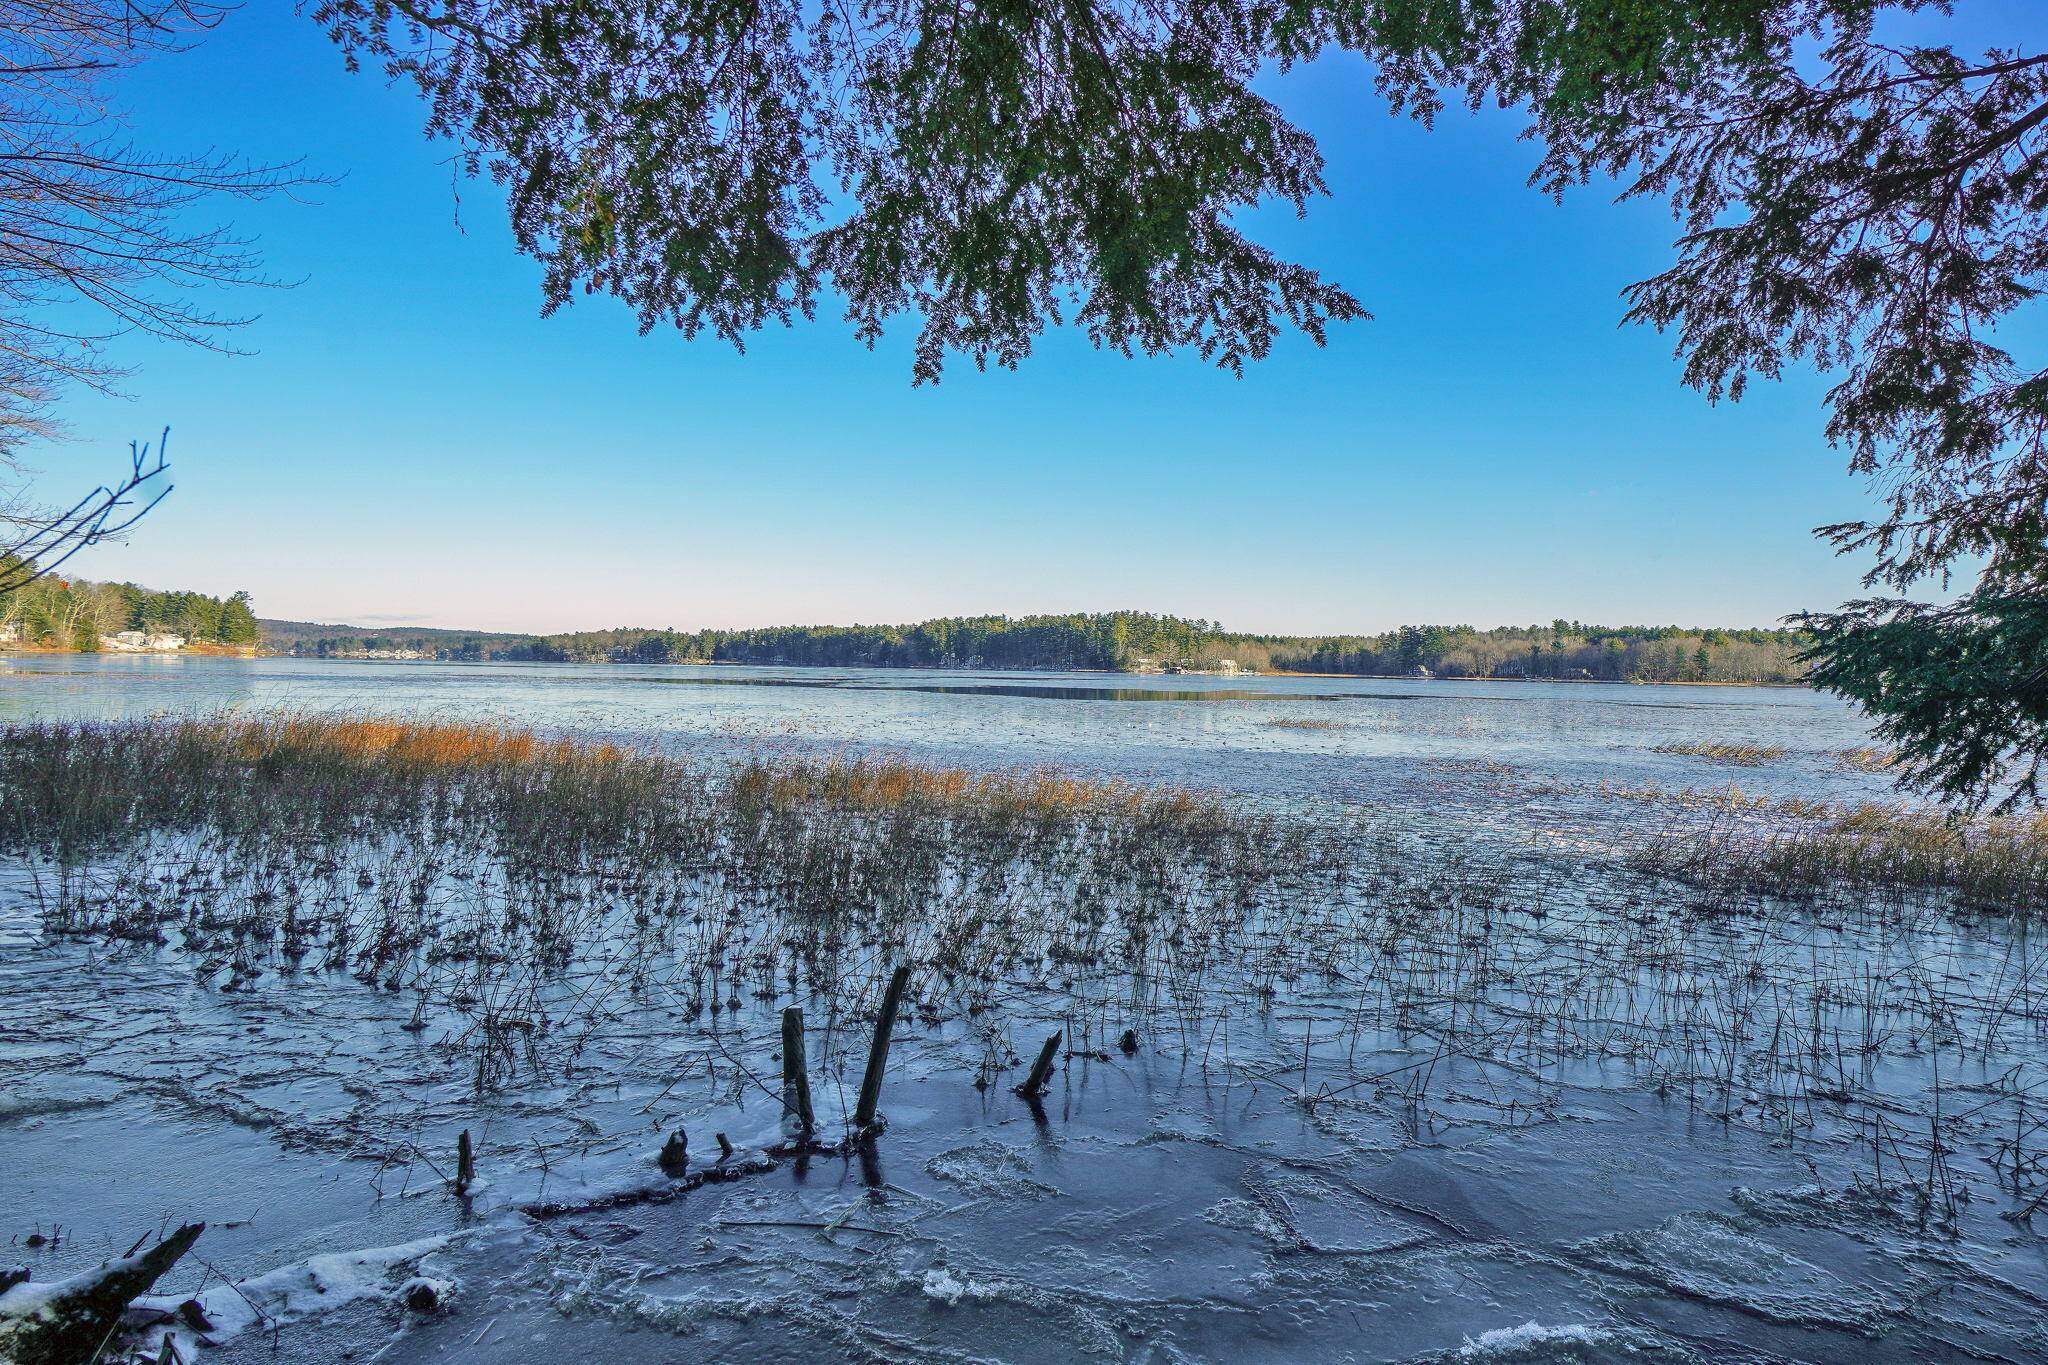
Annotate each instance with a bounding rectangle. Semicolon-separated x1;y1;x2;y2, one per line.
133;1234;454;1351
921;1266;991;1308
1457;1321;1611;1359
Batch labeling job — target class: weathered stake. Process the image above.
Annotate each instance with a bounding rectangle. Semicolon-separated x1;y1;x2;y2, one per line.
455;1128;475;1195
1017;1030;1063;1098
853;964;911;1133
660;1128;689;1175
781;1005;816;1142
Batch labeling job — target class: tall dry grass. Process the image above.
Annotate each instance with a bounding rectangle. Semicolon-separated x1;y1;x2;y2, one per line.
1635;801;2048;911
1652;740;1788;765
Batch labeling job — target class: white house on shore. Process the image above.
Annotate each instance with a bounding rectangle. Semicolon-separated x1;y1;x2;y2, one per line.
100;630;187;652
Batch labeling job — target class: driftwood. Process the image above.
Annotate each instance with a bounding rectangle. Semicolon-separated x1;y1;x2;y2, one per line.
455;1129;475;1195
520;1150;779;1218
0;1222;203;1365
1017;1031;1063;1098
781;1006;816;1142
853;965;911;1134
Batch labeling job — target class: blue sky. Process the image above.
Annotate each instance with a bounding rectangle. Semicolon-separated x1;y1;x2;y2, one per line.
38;6;2000;635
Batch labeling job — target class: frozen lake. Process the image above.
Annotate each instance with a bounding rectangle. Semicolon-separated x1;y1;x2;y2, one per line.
0;654;1900;816
5;658;2046;1364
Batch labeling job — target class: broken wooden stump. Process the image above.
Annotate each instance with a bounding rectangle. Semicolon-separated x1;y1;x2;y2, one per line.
852;964;911;1135
1016;1030;1063;1099
455;1129;476;1196
0;1222;203;1365
659;1128;689;1175
781;1005;816;1143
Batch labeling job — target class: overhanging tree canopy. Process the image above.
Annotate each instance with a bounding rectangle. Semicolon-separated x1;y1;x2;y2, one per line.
313;3;2048;571
314;1;2048;804
313;0;1371;382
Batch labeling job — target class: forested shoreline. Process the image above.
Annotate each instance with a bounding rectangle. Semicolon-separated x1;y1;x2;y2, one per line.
268;612;1809;685
1;575;259;650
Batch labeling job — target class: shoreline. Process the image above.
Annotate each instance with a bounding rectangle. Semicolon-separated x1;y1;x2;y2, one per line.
4;647;1809;690
0;642;259;658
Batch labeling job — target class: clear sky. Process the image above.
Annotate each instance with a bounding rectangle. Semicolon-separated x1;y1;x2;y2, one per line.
36;6;2003;635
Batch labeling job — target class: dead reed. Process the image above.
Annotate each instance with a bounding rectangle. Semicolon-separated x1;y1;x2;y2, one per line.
1652;740;1788;765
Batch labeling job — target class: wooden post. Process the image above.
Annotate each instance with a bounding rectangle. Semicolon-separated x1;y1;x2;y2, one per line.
853;964;911;1133
660;1128;689;1175
1017;1030;1063;1098
455;1129;475;1195
781;1005;816;1142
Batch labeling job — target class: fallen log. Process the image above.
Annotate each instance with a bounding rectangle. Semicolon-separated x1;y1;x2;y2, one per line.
0;1222;204;1365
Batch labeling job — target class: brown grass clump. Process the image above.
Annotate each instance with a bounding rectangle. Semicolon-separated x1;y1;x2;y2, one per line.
204;715;628;768
1834;747;1900;773
1264;717;1344;731
729;753;1213;824
1652;740;1788;765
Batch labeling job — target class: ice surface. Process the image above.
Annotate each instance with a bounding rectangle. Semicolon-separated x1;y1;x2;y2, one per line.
3;666;2046;1362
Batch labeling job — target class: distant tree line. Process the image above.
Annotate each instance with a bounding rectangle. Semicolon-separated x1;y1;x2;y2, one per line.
497;613;1231;672
407;612;1807;684
259;618;527;659
1254;621;1805;684
0;570;258;649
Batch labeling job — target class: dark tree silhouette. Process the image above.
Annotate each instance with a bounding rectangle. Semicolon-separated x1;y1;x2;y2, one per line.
0;428;170;594
0;2;309;571
312;0;1364;384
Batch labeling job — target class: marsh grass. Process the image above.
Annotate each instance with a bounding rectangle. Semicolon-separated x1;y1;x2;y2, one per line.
1652;740;1788;765
0;715;1334;1088
1634;801;2048;911
1263;717;1344;730
8;713;2048;1226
